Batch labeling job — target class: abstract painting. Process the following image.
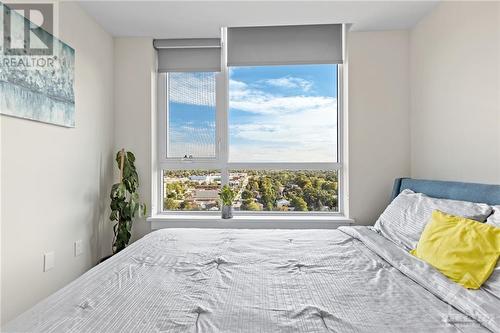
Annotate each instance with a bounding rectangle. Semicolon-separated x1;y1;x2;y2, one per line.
0;2;75;127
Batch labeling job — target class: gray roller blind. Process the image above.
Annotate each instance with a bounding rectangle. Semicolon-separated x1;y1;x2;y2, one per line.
155;38;221;72
227;24;343;66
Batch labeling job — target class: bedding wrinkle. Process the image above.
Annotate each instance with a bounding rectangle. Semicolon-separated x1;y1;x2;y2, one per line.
276;260;322;274
3;228;496;333
76;300;93;310
291;306;341;332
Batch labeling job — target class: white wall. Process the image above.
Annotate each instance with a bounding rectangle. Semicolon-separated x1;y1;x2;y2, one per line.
348;30;411;225
410;1;500;184
113;38;156;242
1;2;115;324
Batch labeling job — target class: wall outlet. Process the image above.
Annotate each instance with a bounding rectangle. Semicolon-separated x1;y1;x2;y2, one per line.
43;252;55;272
74;240;83;257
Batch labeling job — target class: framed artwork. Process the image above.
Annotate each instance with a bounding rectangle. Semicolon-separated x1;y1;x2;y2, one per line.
0;2;75;127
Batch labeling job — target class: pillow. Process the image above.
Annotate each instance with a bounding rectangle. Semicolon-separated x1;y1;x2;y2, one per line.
487;205;500;228
410;210;500;289
374;189;492;250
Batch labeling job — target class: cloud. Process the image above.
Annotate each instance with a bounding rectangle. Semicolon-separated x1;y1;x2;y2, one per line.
229;105;337;162
264;76;313;91
228;78;337;162
167;70;338;161
169;72;216;107
229;79;335;116
229;144;336;163
169;122;215;158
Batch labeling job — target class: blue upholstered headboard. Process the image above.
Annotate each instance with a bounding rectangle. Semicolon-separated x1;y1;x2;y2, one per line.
391;178;500;206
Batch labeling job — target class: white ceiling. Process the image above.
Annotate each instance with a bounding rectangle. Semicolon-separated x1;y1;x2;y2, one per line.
78;1;439;38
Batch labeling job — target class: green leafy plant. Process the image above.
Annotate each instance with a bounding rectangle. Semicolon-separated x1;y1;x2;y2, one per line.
219;185;236;206
109;149;146;254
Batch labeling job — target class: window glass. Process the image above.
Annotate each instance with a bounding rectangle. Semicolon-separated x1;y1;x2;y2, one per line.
163;170;221;211
229;65;338;162
167;72;216;158
161;66;341;214
229;170;338;212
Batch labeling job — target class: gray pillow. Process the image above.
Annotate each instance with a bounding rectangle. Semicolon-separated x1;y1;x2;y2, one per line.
373;189;492;250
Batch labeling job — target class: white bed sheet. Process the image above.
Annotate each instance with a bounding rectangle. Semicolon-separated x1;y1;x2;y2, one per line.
4;227;499;333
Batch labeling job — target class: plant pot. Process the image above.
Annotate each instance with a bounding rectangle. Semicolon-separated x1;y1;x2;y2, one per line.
221;205;233;219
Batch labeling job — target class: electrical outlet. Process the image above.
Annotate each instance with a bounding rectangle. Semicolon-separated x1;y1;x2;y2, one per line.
74;240;83;257
43;252;55;272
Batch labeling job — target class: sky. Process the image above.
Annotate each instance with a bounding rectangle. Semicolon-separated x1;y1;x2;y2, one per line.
168;64;338;162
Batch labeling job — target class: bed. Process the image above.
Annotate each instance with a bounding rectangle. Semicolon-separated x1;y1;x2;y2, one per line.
4;178;500;333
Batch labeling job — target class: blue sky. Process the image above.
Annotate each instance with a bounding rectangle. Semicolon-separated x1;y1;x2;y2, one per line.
168;64;338;162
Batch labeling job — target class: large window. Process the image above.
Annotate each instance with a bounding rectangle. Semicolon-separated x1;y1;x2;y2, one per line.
156;25;344;216
159;64;341;214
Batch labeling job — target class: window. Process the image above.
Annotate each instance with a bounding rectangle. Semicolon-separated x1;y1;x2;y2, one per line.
159;65;342;214
156;25;344;216
167;72;217;159
164;170;221;211
229;65;338;163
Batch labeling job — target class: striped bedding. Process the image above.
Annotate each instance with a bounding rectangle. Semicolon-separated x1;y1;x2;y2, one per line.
4;227;499;332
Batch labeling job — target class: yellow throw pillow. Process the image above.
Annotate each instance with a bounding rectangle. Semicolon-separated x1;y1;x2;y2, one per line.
410;210;500;289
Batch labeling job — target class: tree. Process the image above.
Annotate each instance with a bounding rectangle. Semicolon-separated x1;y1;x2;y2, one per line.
241;199;261;211
290;196;308;211
164;197;179;210
180;200;195;210
321;181;337;192
249;179;259;192
313;178;325;190
296;174;312;188
241;189;253;200
166;182;185;200
303;185;318;210
260;177;277;211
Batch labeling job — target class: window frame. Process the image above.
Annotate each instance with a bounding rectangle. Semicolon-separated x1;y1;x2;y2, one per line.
155;29;344;218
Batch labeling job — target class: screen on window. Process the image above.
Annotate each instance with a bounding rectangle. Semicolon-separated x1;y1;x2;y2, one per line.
167;72;217;158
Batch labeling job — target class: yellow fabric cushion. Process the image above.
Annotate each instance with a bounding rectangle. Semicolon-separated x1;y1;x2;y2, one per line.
410;210;500;289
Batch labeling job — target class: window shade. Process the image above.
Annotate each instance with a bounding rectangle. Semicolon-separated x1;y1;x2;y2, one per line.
155;38;221;72
227;24;343;66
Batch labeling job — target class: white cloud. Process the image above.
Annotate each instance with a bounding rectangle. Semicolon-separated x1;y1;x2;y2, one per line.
229;105;337;162
229;79;335;116
228;78;337;162
169;123;215;158
229;144;336;163
169;72;216;106
167;72;338;161
264;76;313;91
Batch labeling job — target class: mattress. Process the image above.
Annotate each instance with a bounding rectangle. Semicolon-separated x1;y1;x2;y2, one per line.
4;227;500;332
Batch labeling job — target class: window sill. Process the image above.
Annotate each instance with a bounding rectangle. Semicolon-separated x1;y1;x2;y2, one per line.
147;214;354;230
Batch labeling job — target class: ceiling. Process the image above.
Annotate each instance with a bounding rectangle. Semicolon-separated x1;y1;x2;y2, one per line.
78;1;439;38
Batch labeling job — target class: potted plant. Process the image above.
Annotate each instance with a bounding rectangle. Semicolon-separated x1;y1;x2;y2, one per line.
109;149;146;254
219;185;236;219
